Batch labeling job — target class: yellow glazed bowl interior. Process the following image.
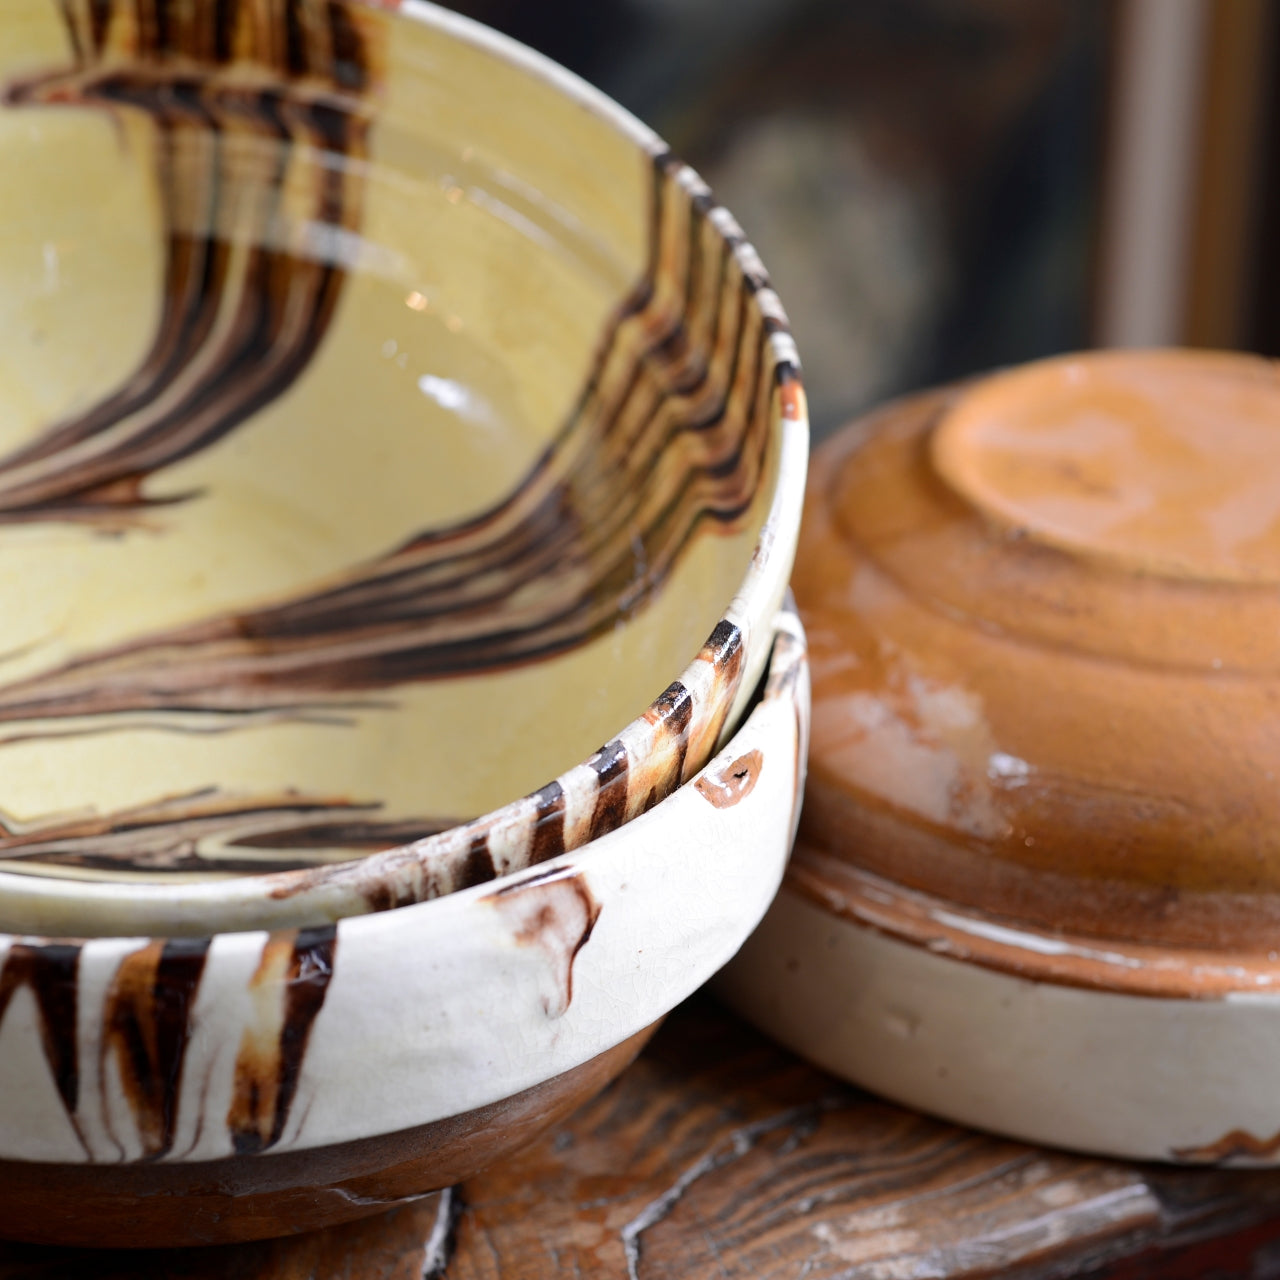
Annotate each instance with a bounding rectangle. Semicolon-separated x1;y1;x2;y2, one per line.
0;1;806;933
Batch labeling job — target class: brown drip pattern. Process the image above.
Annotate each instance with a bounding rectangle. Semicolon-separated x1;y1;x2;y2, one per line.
227;923;337;1154
101;937;211;1160
0;4;793;881
489;869;600;1018
0;924;336;1163
0;943;83;1145
1;0;375;528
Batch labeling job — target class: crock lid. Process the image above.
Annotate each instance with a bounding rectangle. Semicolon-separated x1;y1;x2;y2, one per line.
795;349;1280;950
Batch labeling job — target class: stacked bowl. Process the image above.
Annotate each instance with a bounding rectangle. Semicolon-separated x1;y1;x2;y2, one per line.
0;0;808;1245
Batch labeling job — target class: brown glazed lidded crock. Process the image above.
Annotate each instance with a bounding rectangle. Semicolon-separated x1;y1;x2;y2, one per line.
718;348;1280;1165
795;348;1280;957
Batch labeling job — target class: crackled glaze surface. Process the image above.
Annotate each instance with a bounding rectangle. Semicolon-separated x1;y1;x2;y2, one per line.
0;605;808;1188
0;0;806;936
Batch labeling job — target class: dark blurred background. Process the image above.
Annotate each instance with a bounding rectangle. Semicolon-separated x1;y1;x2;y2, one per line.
440;0;1280;442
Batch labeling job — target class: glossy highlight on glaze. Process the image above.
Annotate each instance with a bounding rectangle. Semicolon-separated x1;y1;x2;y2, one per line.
228;924;337;1154
0;0;788;886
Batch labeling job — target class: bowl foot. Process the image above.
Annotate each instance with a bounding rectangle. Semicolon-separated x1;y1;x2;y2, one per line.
0;1024;656;1249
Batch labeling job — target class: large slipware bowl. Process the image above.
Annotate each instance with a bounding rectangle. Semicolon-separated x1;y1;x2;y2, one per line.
720;349;1280;1165
0;605;809;1248
0;0;807;939
0;0;811;1249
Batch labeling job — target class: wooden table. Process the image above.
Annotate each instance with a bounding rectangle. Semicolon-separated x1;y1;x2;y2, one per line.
5;993;1280;1278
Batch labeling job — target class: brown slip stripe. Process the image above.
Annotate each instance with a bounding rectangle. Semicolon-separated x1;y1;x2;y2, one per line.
101;937;211;1160
0;942;82;1131
0;151;779;734
2;1;374;527
227;923;337;1154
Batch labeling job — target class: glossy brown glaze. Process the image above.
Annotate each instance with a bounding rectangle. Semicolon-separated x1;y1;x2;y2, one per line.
227;926;337;1155
786;842;1280;999
1173;1128;1280;1164
0;1023;656;1248
102;937;210;1160
796;350;1280;952
933;351;1280;582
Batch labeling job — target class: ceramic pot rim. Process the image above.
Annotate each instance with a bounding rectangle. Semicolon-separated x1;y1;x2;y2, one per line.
788;845;1280;1001
0;0;809;938
0;603;806;948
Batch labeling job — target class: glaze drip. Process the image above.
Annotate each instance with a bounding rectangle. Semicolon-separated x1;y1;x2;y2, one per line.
227;923;337;1154
490;869;599;1018
0;943;81;1122
102;937;211;1160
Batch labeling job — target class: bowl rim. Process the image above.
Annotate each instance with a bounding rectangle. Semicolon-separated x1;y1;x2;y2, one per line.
0;601;808;1172
0;591;806;942
0;0;809;938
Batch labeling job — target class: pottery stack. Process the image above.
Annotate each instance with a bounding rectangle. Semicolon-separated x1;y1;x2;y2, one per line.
0;0;809;1244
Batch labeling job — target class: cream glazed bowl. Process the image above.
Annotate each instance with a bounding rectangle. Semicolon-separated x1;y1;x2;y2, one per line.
0;0;806;935
0;604;808;1248
0;0;811;1249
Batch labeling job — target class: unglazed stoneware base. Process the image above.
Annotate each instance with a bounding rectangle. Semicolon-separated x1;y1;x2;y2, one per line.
719;851;1280;1166
0;1024;655;1248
